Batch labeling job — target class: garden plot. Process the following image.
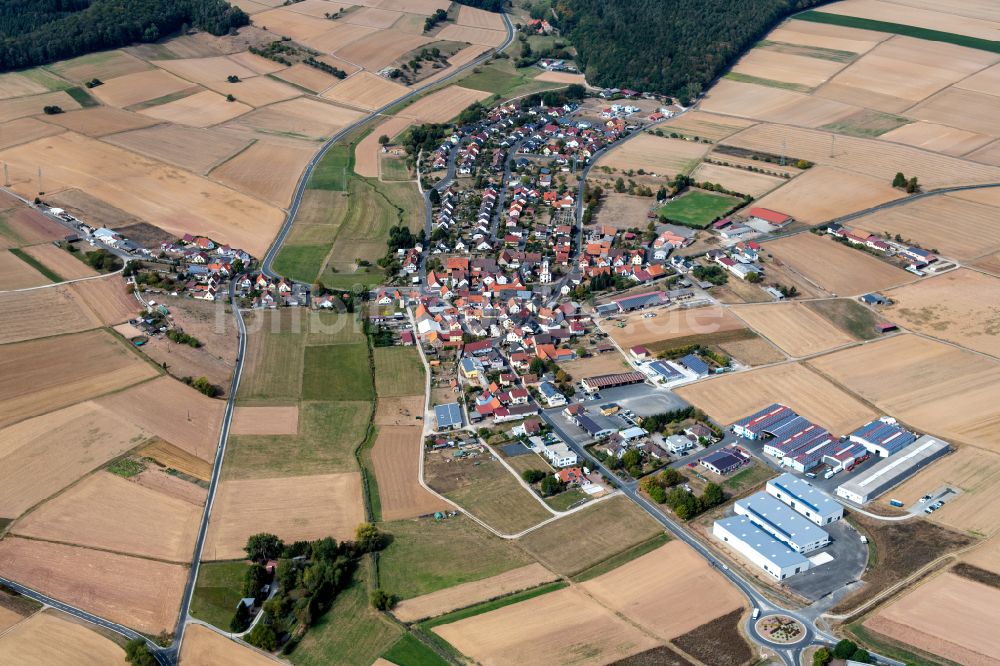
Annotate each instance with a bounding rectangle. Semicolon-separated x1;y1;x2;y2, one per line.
11;471;202;562
675;361;876;434
764;232;912;295
596;133;710;177
433;586;660;665
0;132;286;256
204;473;365;559
750;166;903;224
808;334;1000;452
0;538;187;633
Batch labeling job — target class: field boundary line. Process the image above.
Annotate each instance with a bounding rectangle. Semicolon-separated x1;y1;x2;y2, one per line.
1;533;194;566
0;264;125;293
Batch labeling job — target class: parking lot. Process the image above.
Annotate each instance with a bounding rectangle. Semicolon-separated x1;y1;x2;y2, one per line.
904;485;961;516
783;520;868;602
576;382;690;417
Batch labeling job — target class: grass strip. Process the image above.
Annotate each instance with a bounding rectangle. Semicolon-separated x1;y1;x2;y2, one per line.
65;86;99;107
796;11;1000;53
9;248;63;282
382;632;450;666
570;533;671;583
723;71;813;93
845;621;959;666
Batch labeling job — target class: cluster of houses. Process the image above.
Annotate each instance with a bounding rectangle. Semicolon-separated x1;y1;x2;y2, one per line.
579;224;670;284
234;273;307;308
824;223;937;272
707;242;765;282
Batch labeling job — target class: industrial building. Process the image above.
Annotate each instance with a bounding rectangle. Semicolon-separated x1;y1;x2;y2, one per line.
734;493;830;553
849;418;916;457
732;403;797;440
713;516;811;581
766;473;843;526
611;290;669;312
836;436;951;505
434;402;463;431
581;371;646;393
701;450;744;475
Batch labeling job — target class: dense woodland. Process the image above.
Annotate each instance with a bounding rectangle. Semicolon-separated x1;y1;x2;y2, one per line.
455;0;507;12
0;0;248;71
554;0;827;100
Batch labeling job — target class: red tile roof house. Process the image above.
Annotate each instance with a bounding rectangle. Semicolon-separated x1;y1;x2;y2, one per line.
746;207;792;228
557;467;586;485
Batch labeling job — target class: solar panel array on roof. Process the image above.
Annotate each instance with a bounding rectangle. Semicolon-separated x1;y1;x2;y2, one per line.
767;415;815;443
766;423;829;456
850;420;916;456
650;361;683;381
702;450;743;472
788;437;840;470
679;354;709;376
733;403;797;437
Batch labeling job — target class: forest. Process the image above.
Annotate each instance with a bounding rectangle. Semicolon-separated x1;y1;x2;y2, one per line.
0;0;248;72
455;0;507;12
553;0;827;100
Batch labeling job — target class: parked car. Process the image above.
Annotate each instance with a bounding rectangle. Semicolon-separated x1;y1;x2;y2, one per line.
919;494;932;502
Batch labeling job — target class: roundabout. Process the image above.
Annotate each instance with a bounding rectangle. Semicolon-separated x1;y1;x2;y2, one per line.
755;615;808;645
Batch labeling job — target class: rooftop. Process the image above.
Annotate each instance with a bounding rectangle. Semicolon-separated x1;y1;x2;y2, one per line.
837;436;950;499
767;473;841;517
434;402;463;429
735;493;829;545
715;515;810;570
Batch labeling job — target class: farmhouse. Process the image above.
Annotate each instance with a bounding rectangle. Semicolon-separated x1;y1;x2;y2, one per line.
766;473;843;526
848;418;916;458
836;436;951;505
700;450;744;475
734;492;830;553
435;402;464;431
581;371;646;393
713;516;810;581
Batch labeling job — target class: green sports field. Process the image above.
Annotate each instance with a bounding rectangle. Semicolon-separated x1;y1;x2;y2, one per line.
658;189;742;228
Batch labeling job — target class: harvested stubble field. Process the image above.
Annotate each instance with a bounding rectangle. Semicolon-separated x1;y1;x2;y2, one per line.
731;301;856;357
231;405;299;435
392;562;557;623
69;274;141;326
0;329;157;429
0;117;63;150
808;334;1000;452
0;91;83;124
0;132;285;257
322;71;410;111
768;18;888;53
907;86;1000;138
455;4;505;30
400;85;491;124
180;624;279;665
375;395;425;426
884;269;1000;356
96;375;225;462
433;586;660;665
672;608;752;666
239;310;305;402
690;162;785;198
723;123;1000;188
204;472;364;559
0;401;148;518
253;7;343;40
300;21;380;53
891;445;1000;536
0;611;127;665
426;451;551;534
731;47;848;88
0;538;186;633
866;572;1000;666
0;249;50;288
135;466;207;506
856;194;1000;260
718;336;787;366
764;232;911;295
139;89;252;127
224;401;369;479
48;49;152;83
591;192;656;229
435;24;505;46
676;361;876;434
559;353;632;379
374;346;425;396
659;111;757;142
90;69;193;108
272;63;341;93
11;470;201;562
0;197;67;247
339;6;401;29
606;305;747;350
519;496;663;576
210;139;315;206
372;425;449;521
355;115;412;177
595;133;710;177
582;541;745;640
752;166;903;224
226;97;365;143
106;124;251;173
964;534;1000;575
40;106;158;137
140;439;213;480
337;30;432;71
817;36;999;113
881;121;993;157
701;79;859;128
533;71;587;84
21;244;97;280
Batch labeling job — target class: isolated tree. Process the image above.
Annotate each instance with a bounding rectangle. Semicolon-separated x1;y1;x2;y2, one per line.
378;134;390;145
226;94;236;102
812;647;831;666
905;176;919;193
245;533;284;562
227;74;240;83
370;588;396;610
540;474;565;496
833;639;858;659
355;522;384;552
892;171;906;188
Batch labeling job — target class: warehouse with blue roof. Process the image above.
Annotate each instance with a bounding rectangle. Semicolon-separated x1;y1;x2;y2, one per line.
849;418;916;457
734;492;830;553
766;472;843;525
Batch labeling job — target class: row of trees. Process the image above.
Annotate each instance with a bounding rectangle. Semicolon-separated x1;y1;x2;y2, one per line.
554;0;825;101
0;0;248;72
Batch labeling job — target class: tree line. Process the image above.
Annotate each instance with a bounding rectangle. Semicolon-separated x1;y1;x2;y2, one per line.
0;0;249;72
553;0;825;101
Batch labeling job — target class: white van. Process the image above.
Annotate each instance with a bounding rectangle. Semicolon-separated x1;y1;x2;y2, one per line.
752;608;760;619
